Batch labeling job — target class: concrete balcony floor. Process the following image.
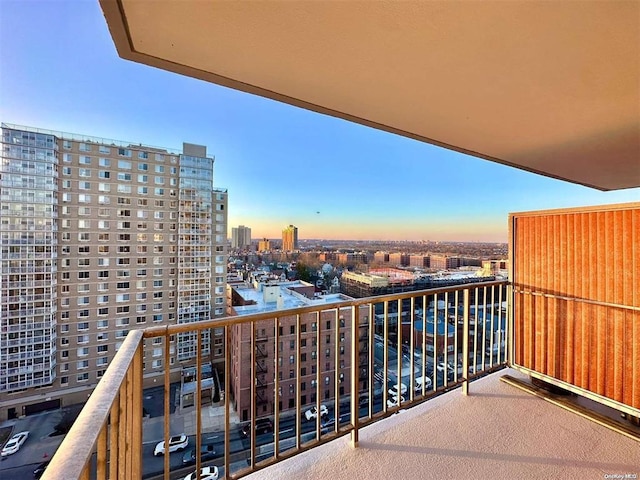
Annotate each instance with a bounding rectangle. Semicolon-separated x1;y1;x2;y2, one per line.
248;369;639;480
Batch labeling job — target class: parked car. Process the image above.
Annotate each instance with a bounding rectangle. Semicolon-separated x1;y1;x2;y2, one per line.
436;361;453;373
1;431;29;457
33;460;50;478
153;434;189;456
182;444;216;465
304;404;328;421
241;418;273;437
387;395;405;408
387;382;407;398
320;417;336;434
183;466;219;480
414;376;432;392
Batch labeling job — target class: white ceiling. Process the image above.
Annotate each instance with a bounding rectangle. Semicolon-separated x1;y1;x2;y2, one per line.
100;0;640;190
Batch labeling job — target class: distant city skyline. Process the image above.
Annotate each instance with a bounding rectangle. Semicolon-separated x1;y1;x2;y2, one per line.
1;1;639;243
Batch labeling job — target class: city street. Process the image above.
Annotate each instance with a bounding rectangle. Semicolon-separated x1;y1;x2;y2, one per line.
0;409;65;479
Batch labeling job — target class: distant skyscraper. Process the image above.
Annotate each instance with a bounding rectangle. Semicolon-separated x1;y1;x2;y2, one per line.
282;224;298;251
231;225;251;249
258;238;271;251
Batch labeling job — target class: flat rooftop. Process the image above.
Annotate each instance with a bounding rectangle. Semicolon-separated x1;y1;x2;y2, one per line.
246;369;639;480
233;281;352;315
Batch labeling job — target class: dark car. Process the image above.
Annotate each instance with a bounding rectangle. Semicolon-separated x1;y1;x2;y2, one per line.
241;418;273;437
182;444;216;465
33;460;50;479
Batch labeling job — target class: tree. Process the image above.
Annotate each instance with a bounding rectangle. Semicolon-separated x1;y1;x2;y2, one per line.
295;261;313;282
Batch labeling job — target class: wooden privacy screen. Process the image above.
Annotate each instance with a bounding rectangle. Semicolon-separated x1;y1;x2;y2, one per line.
509;203;639;413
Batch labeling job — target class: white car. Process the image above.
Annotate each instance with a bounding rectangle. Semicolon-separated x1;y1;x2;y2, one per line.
184;466;219;480
1;431;29;457
414;376;432;392
304;404;328;421
387;395;405;408
387;382;407;398
153;434;189;456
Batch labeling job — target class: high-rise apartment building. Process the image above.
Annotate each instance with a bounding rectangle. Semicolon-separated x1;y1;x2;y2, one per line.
258;238;271;251
231;225;251;249
0;124;227;419
282;224;298;251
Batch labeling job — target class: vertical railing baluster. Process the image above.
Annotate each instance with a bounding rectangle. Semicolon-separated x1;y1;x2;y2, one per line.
334;308;340;432
224;324;231;479
462;288;470;396
383;300;389;412
96;423;107;480
421;294;427;395
163;333;170;480
396;299;402;406
409;296;415;402
249;319;256;468
315;311;322;438
473;287;479;375
118;384;127;478
443;291;449;388
481;286;488;371
96;421;108;480
367;302;374;419
195;328;202;474
124;360;133;478
454;290;459;383
497;284;504;365
295;313;302;449
274;317;281;454
507;283;513;366
132;340;143;480
490;285;496;368
432;293;438;393
109;393;119;480
350;305;359;447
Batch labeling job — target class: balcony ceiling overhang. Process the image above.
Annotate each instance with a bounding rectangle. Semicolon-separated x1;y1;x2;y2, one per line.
100;1;639;190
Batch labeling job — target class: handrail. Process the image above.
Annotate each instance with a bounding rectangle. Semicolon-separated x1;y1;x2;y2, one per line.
41;329;144;480
512;287;640;312
42;280;510;480
143;280;508;338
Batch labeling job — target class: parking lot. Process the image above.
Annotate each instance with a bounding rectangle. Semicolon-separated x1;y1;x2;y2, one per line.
0;408;67;479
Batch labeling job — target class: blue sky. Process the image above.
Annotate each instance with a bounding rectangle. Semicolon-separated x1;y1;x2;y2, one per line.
1;0;638;242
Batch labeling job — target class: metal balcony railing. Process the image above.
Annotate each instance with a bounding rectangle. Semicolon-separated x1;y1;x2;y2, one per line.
42;281;509;480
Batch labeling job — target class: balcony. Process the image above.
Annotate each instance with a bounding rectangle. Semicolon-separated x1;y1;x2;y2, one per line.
40;277;639;480
246;369;639;480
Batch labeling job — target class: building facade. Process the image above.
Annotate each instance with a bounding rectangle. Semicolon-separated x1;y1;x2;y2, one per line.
228;279;368;421
0;124;227;420
258;238;271;251
281;224;298;252
231;225;251;249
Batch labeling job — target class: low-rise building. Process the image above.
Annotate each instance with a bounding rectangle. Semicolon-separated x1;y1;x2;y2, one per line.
228;279;368;421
